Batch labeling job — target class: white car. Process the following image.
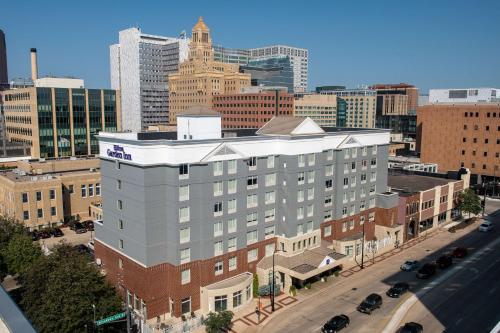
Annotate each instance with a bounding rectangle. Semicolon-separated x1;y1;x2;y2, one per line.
478;221;493;232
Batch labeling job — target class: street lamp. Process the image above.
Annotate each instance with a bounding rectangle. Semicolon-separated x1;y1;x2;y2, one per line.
271;248;286;312
360;220;366;269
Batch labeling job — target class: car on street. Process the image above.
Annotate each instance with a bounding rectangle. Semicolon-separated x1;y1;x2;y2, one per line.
50;228;64;237
83;220;94;231
357;293;382;314
452;247;468;258
74;222;87;234
400;260;419;271
396;322;423;333
386;282;410;298
416;263;436;279
321;314;350;332
479;221;493;232
436;254;453;269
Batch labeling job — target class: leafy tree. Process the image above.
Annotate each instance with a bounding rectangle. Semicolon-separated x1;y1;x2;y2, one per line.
2;233;42;275
458;189;482;218
204;310;234;333
0;216;25;248
253;274;259;298
19;244;123;333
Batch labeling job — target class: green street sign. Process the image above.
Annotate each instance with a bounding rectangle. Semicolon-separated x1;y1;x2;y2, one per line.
95;311;126;326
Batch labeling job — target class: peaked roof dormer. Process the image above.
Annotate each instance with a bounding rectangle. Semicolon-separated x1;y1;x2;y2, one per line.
256;116;325;136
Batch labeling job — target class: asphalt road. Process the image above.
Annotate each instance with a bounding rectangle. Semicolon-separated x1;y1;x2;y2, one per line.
262;215;499;333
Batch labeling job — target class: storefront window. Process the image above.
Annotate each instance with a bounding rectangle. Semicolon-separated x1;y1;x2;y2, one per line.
233;291;242;308
181;297;191;314
214;295;227;312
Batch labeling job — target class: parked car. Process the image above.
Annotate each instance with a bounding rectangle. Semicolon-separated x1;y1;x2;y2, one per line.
397;322;423;333
479;221;493;232
386;282;410;298
322;314;350;333
69;221;79;230
436;255;453;269
400;260;419;271
30;231;40;241
416;263;436;279
452;247;468;258
74;222;87;234
50;228;64;237
83;220;94;231
357;293;382;314
39;230;51;239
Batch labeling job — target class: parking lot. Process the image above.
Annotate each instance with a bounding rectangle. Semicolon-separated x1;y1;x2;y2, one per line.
38;227;92;249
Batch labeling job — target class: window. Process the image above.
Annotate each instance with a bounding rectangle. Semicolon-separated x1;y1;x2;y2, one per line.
306;221;313;233
213;181;223;196
214;221;223;237
324;225;332;237
228;179;237;194
370;172;376;182
370;186;376;195
308;153;315;166
247;230;258;245
326;149;334;160
181;269;190;284
227;219;237;233
179;207;190;222
307;204;314;217
119;239;124;249
229;257;237;271
247;157;257;169
351;162;356;172
265;225;275;238
247;176;258;189
81;185;87;198
298;189;305;202
325;179;333;190
344;149;349;159
181;297;191;315
344;163;349;174
247;194;258;208
227;237;238;252
226;199;237;214
298;172;305;184
350;191;356;201
116;180;121;190
297;224;304;235
370;198;375;208
369;212;375;222
343;178;349;188
265;173;276;186
117;200;123;210
360;200;365;211
22;192;28;203
297;207;304;219
213;161;223;176
51;206;56;216
325;165;334;176
214;202;223;216
180;249;191;264
265;208;275;222
214;242;223;256
351;176;356;187
214;295;227;311
49;189;56;200
246;212;258;226
179;185;189;201
247;248;258;262
307;188;314;200
180;227;190;244
96;183;101;196
324;210;332;221
362;160;367;169
89;184;94;197
265;191;275;204
228;160;237;174
267;156;275;168
118;219;123;230
298;154;305;167
342;221;347;232
362;147;367;156
179;164;189;178
69;185;74;194
342;206;348;216
372;145;377;154
23;211;29;220
325;195;333;206
308;171;315;183
118;258;123;269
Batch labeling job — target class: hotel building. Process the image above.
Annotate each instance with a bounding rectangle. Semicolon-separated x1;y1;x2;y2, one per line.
94;109;392;320
320;88;376;128
294;94;338;127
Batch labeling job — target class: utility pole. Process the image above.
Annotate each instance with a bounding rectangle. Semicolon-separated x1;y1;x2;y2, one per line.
360;221;365;269
126;290;131;333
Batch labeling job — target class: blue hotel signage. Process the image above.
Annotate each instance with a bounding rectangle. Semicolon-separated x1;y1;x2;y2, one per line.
107;145;132;161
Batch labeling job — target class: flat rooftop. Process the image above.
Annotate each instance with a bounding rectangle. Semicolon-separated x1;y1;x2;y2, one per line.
388;174;453;193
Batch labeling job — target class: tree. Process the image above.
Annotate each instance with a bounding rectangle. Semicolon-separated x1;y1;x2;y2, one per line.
458;189;482;218
253;274;259;298
204;310;234;333
0;216;26;280
2;233;42;275
19;244;123;333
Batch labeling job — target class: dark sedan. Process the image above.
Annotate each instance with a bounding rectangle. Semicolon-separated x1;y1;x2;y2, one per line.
397;322;423;333
357;293;382;314
39;230;51;239
83;220;94;231
436;254;453;269
74;222;87;234
416;263;436;279
322;315;350;333
50;228;64;237
386;282;410;298
452;247;468;258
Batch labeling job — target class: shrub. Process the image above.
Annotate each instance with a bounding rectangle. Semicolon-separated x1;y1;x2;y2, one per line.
289;285;297;296
204;311;233;333
305;282;312;289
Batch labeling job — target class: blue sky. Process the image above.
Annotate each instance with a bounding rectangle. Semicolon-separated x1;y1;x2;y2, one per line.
1;0;499;93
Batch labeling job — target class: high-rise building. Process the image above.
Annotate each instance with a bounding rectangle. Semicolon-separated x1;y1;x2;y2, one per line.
168;17;251;125
94;114;391;319
370;83;419;114
417;103;500;181
212;87;294;128
240;56;294;92
1;87;121;158
249;45;308;93
110;28;189;131
320;88;376;128
294;94;338;127
213;45;249;65
429;88;500;103
0;29;8;90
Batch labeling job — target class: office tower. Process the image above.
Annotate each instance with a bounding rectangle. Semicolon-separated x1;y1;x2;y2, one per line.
294;94;338;127
212;87;294;128
1;87;121;158
249;45;308;93
0;29;8;89
320;88;376;128
429;88;500;103
110;28;189;131
213;45;249;65
370;83;419;114
168;17;251;125
239;56;294;92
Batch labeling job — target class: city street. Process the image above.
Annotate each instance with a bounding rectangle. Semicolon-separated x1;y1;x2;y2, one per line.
260;212;499;333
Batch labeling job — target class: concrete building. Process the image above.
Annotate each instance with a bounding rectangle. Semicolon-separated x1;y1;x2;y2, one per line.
0;157;101;230
239;56;294;93
0;29;8;90
110;28;189;131
212;88;294;129
168;17;251;125
94;113;392;320
213;46;249;65
249;45;308;93
429;88;500;103
417;103;500;181
1;87;121;159
370;83;419;114
319;88;376;128
35;77;84;89
294;94;338;127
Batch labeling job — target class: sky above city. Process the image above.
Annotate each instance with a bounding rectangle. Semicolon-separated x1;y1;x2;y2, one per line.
1;0;499;93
